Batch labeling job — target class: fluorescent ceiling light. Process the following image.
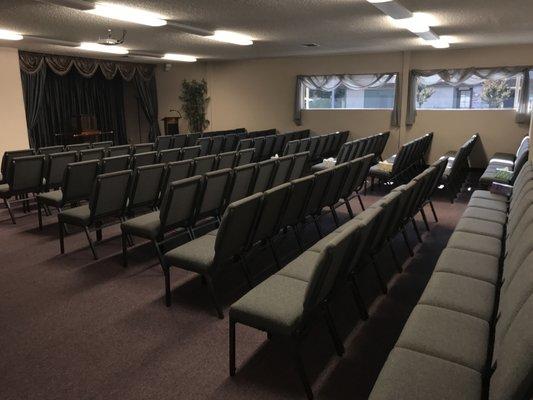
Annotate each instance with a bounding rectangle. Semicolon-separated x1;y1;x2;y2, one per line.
427;39;450;49
366;0;392;3
390;16;430;33
162;53;197;62
87;2;167;27
79;42;129;54
0;29;23;41
209;30;253;46
366;0;412;19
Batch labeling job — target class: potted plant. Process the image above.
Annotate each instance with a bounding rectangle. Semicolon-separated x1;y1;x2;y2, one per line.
179;79;210;133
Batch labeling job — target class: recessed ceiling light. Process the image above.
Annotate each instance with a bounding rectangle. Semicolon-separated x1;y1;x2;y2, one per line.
0;29;23;41
162;53;197;62
366;0;393;3
390;16;430;33
209;30;253;46
78;42;129;54
87;2;167;27
426;39;450;49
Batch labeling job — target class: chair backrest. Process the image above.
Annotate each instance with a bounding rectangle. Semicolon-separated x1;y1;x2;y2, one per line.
100;155;130;174
127;164;166;212
367;190;403;251
196;137;211;156
305;168;334;215
352;153;374;193
272;134;287;156
217;151;237;170
278;174;314;228
252;159;276;193
62;160;100;203
45;151;77;189
261;135;276;160
8;155;45;193
210;136;225;155
1;149;35;182
79;148;103;161
159;148;181;164
320;163;349;207
308;136;320;160
132;143;154;154
283;140;299;156
155;135;173;152
197;169;232;219
327;133;342;157
314;135;327;159
91;140;113;150
159;175;203;231
161;160;192;195
192;155;216;175
107;145;131;157
186;133;201;146
131;151;157;169
252;137;266;161
223;134;239;152
89;170;132;220
271;155;293;187
172;134;187;149
289;152;308;180
227;164;256;204
214;192;263;264
38;145;64;155
251;183;291;244
337;142;352;164
65;143;90;152
236;148;254;166
237;138;254;151
181;145;202;161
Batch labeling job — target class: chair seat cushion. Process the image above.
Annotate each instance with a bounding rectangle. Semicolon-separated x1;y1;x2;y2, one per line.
58;205;91;226
37;190;63;207
164;231;216;273
368;347;483;400
230;274;307;335
471;190;508;203
277;251;322;282
419;272;496;321
467;197;508;213
461;207;507;225
479;170;511;187
447;231;502;258
455;217;504;239
490;152;515;164
121;211;161;240
396;304;490;371
434;248;499;285
369;164;392;180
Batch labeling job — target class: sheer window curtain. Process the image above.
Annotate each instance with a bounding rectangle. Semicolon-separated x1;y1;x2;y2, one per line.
406;67;531;125
293;73;401;127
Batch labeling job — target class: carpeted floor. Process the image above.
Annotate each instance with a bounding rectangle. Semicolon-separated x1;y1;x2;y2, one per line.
0;182;472;400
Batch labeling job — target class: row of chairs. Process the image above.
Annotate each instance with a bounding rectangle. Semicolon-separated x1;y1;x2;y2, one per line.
440;133;479;202
369;132;433;186
54;152;310;259
283;131;350;162
311;131;390;172
159;153;375;316
228;158;447;399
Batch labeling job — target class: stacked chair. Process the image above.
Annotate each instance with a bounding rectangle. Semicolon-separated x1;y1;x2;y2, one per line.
228;159;446;399
479;135;529;188
283;131;350;163
440;133;479;202
369;132;433;186
369;160;533;400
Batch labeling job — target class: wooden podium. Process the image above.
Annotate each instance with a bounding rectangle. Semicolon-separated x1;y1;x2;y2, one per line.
162;116;181;135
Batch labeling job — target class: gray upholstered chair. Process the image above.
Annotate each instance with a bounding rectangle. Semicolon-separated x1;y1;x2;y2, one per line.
132;143;154;154
1;149;35;184
252;137;265;162
316;163;349;227
260;135;276;160
302;168;333;237
91;140;113;150
194;168;232;228
38;145;64;155
65;143;90;152
251;159;276;193
130;151;157;169
270;155;293;187
235;148;254;166
106;144;131;157
307;136;319;161
171;134;187;149
163;192;263;316
79;148;104;161
283;140;299;156
217;151;236;170
223;134;238;152
186;133;201;146
37;159;100;229
0;155;44;224
236;138;253;151
227;164;255;204
121;175;202;268
336;157;364;218
155;136;173;152
158;148;181;164
100;155;130;174
288;152;309;180
210;136;225;155
192;155;216;176
43;151;77;191
181;145;202;161
126;164;166;216
58;170;132;259
196;137;211;156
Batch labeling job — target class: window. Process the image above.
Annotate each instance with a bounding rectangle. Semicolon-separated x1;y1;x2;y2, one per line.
416;74;523;110
301;74;397;110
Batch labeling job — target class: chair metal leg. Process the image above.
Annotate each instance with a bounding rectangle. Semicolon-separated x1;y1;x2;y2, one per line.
267;238;281;270
370;254;388;294
4;198;15;224
59;222;65;254
37;200;43;230
357;193;365;211
344;200;354;219
239;255;253;288
121;231;128;268
411;218;422;243
429;200;438;222
96;227;103;242
388;239;402;273
229;318;236;376
291;337;314;400
84;227;98;260
401;228;414;256
322;302;345;356
163;264;171;307
153;241;166;270
349;275;369;320
205;274;224;319
420;208;430;231
330;206;340;227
